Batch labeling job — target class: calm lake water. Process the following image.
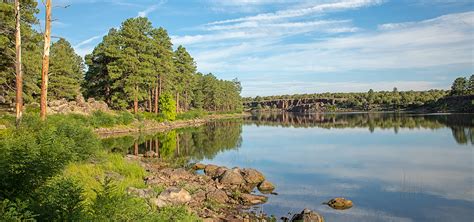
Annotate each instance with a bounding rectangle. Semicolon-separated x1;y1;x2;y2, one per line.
103;113;474;222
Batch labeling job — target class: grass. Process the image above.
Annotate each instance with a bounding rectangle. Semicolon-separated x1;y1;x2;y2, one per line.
63;152;147;204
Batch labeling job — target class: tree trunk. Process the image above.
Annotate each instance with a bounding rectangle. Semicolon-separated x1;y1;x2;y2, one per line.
176;91;179;113
134;142;138;156
154;76;159;114
184;91;188;112
176;133;180;156
148;89;152;113
134;85;138;114
155;139;160;158
14;0;22;126
40;0;51;121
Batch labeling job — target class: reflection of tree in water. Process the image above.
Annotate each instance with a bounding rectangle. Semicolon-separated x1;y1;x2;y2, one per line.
101;120;243;160
247;112;473;145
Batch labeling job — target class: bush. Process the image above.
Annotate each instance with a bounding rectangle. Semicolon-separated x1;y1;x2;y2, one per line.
0;199;35;222
33;177;85;221
116;111;135;125
177;109;205;120
0;114;100;199
90;110;117;127
159;93;177;121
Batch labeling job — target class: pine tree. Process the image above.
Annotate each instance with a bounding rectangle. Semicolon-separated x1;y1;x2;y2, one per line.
49;38;84;100
173;45;197;112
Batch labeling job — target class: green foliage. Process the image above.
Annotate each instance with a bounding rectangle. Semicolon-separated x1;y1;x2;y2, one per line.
117;111;135;125
0;199;35;222
451;77;468;96
33;177;85;221
90;110;117;127
0;115;100;199
49;38;84;100
159;93;177;121
83;17;242;114
176;109;206;120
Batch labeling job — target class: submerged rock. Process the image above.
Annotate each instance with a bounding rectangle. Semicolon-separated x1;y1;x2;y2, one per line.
239;193;268;205
290;209;324;222
257;180;275;192
323;197;353;210
150;187;191;208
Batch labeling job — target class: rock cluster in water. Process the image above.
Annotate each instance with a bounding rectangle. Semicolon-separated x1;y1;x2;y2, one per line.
125;157;277;221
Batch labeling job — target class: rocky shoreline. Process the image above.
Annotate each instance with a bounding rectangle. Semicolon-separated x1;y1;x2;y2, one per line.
124;154;330;222
125;155;277;221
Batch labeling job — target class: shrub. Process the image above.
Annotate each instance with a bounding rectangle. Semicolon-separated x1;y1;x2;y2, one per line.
0;115;100;199
90;110;117;127
0;199;35;221
33;177;85;221
159;93;177;121
116;111;135;125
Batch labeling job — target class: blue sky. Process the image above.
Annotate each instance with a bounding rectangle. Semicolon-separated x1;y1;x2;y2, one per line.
36;0;473;96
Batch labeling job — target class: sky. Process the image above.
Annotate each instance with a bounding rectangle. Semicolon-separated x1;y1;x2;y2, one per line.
36;0;474;96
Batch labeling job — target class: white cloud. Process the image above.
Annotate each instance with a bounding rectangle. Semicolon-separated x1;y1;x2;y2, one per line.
207;0;384;25
176;11;474;96
137;0;167;17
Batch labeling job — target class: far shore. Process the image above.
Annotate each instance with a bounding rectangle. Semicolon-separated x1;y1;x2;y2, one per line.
95;112;251;138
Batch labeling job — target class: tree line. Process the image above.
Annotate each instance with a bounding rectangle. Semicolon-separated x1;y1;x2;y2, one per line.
1;0;243;124
244;75;473;111
83;17;242;114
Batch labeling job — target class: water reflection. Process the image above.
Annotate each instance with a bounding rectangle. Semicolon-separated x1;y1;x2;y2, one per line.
103;113;474;222
247;112;474;144
102;120;243;160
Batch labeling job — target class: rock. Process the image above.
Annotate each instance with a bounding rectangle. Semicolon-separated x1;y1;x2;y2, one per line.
87;98;95;103
323;197;353;210
151;187;191;208
193;163;206;170
204;164;219;177
239;193;267;205
126;187;157;199
290;209;324;222
144;150;156;158
219;168;245;185
75;94;86;105
258;180;275;192
192;190;207;203
206;190;229;204
241;168;265;184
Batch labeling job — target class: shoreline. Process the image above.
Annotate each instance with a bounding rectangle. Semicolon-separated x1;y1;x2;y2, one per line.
95;112;251;138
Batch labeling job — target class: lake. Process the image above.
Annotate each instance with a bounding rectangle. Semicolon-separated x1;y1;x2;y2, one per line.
103;113;474;222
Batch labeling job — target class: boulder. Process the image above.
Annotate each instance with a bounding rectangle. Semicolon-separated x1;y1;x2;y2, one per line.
206;190;229;204
219;168;245;185
204;164;219;177
144;151;156;158
193;163;206;170
151;187;191;208
257;180;275;192
323;197;353;210
239;193;267;205
126;187;157;199
290;209;324;222
241;168;265;184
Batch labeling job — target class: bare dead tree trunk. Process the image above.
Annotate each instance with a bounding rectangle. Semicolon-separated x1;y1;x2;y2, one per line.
15;0;23;126
40;0;52;121
134;85;138;114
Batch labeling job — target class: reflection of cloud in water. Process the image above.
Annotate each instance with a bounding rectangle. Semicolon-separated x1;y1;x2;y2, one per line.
235;126;474;202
